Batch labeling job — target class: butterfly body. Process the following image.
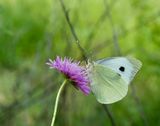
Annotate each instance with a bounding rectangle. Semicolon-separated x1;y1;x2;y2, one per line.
88;57;142;104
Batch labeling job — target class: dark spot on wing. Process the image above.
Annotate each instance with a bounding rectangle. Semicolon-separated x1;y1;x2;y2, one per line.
119;66;125;72
117;73;121;76
114;73;121;80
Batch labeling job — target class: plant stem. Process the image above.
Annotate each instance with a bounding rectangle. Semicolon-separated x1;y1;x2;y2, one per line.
59;0;88;61
102;104;116;126
50;79;67;126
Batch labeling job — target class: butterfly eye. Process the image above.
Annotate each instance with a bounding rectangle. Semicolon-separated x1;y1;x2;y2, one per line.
119;66;125;72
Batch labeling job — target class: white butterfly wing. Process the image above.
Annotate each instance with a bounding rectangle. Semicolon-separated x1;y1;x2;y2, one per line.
89;63;128;104
96;57;142;84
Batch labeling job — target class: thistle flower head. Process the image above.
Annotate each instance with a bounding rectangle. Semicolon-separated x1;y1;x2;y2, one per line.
46;56;91;95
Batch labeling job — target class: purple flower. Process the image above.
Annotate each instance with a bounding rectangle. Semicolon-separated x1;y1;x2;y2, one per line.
46;56;91;95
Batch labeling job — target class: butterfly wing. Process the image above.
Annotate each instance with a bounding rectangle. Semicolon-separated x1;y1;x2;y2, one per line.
96;57;142;85
89;63;128;104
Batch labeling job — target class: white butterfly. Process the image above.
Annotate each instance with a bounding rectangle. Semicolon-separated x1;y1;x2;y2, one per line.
88;57;142;104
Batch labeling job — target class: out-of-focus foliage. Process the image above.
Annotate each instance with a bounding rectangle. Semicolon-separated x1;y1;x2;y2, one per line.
0;0;160;126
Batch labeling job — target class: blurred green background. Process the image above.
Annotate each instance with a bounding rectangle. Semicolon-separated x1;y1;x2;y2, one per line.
0;0;160;126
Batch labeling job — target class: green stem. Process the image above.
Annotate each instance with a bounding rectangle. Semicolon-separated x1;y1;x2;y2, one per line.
50;79;67;126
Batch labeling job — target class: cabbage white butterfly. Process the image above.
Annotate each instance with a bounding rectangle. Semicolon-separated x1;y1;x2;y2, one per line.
88;57;142;104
